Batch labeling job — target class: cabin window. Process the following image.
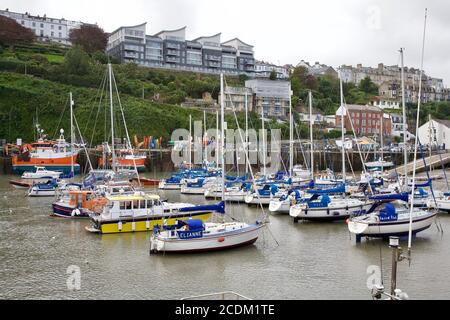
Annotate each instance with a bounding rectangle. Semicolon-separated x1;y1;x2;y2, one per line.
133;200;139;209
146;200;153;208
120;202;126;210
139;200;146;209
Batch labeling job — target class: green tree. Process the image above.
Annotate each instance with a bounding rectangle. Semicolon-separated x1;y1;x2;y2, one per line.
269;69;277;80
63;46;91;75
358;76;378;95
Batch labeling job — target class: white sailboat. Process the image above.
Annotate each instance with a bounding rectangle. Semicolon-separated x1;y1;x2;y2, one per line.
290;72;370;222
150;74;266;254
349;14;438;242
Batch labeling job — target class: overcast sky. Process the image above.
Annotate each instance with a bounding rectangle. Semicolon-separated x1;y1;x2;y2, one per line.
4;0;450;84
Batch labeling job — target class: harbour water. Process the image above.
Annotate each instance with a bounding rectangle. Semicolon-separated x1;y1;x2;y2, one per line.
0;173;449;300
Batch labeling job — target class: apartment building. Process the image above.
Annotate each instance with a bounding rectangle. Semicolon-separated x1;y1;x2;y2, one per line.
255;61;290;79
245;79;291;118
335;104;392;136
107;23;255;76
0;8;89;45
296;60;338;78
340;63;450;103
223;86;253;112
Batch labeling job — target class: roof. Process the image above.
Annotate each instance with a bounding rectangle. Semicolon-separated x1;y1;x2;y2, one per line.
345;104;382;112
107;194;160;202
109;22;146;36
154;26;186;37
222;38;254;48
192;32;221;42
434;119;450;128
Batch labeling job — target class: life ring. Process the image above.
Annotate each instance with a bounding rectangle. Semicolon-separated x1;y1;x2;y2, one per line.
218;237;225;243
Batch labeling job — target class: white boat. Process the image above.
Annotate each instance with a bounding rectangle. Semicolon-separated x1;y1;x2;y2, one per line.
293;165;311;180
21;166;62;179
427;192;450;212
28;179;79;197
347;202;436;241
150;220;265;254
244;184;285;206
269;189;310;214
290;194;371;221
365;160;395;169
204;183;249;202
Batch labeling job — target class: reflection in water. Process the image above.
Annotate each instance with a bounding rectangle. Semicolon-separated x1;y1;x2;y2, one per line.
0;173;449;299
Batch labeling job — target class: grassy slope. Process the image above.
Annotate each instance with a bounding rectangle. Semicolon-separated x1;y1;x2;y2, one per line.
0;71;212;144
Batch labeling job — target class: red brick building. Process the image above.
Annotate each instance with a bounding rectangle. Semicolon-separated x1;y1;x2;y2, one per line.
335;104;391;136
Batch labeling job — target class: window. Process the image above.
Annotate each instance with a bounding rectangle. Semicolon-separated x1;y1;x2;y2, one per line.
58;26;62;30
51;31;54;37
51;25;54;29
59;32;62;38
32;22;36;27
21;20;25;25
40;23;44;28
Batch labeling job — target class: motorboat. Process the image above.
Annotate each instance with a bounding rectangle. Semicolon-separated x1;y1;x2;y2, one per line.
21;166;63;179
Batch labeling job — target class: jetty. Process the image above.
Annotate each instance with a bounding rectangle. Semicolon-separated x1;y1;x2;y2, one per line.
387;152;450;176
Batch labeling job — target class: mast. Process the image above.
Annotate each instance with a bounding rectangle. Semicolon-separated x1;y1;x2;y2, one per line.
428;114;432;161
69;92;74;176
400;48;408;187
245;91;249;175
408;8;428;253
220;74;225;200
339;72;346;182
204;110;207;167
108;63;116;172
381;112;384;172
216;110;219;169
261;101;266;178
189;114;192;167
309;90;314;180
289;83;294;177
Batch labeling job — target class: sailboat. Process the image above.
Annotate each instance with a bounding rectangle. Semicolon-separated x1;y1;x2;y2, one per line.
290;72;371;222
349;15;438;242
150;74;266;254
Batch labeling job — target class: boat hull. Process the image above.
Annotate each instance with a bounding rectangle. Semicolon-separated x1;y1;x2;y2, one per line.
269;200;291;214
150;225;264;254
13;164;80;175
347;212;437;238
290;203;372;221
88;212;213;234
51;203;90;218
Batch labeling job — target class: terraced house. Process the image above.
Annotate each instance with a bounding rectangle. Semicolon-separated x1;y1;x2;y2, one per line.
107;23;255;76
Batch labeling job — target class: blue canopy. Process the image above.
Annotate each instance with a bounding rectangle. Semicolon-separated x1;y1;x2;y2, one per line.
369;192;409;203
409;179;432;188
183;219;205;231
307;184;345;195
379;203;398;222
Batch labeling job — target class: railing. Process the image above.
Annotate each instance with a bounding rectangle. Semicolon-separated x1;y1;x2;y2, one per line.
181;291;252;300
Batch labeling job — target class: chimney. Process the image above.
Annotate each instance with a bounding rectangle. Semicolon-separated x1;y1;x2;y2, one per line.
357;64;362;69
378;63;384;70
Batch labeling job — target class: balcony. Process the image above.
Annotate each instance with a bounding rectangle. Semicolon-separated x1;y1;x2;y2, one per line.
207;56;221;62
166;56;180;63
166;42;181;50
166;49;180;56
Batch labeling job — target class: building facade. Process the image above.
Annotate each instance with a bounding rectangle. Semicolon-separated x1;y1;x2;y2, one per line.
223;86;253;112
296;60;338;78
245;79;291;118
107;23;255;76
335;104;392;136
418;119;450;150
0;8;89;45
254;61;290;79
340;63;450;103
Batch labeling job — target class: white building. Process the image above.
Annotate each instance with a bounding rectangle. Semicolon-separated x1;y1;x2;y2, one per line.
0;8;90;45
255;61;289;79
418;119;450;150
371;98;400;110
